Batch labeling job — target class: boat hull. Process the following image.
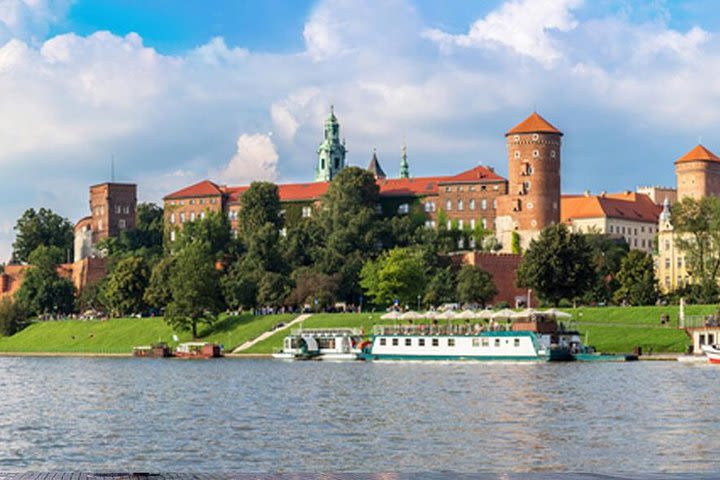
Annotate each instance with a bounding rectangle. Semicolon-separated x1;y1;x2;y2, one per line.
701;345;720;364
358;353;549;362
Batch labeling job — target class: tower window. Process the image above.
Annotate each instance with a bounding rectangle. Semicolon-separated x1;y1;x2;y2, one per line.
532;150;539;158
514;151;520;159
334;158;339;169
321;158;325;169
551;150;557;158
513;135;519;142
532;134;539;141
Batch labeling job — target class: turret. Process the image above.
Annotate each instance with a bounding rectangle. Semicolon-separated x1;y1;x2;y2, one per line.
400;143;409;178
315;105;347;182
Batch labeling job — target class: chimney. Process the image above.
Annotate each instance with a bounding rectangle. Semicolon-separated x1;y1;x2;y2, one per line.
584;190;591;197
600;190;607;197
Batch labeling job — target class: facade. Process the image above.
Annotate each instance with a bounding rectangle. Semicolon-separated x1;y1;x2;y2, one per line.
636;186;677;206
656;198;693;293
561;191;661;253
495;113;562;251
0;258;107;299
675;144;720;201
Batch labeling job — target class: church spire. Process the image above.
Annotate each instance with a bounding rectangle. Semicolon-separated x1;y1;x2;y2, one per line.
400;142;409;178
367;148;386;180
315;106;347;182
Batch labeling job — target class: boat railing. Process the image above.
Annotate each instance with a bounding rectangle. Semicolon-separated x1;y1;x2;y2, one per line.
683;315;720;329
290;328;363;336
372;324;510;336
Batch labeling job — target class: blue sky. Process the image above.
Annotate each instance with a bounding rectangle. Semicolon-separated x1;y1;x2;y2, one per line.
0;0;719;260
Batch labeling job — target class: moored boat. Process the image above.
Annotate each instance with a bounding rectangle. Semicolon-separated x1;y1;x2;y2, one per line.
133;343;174;358
175;342;223;359
701;344;720;364
273;328;363;360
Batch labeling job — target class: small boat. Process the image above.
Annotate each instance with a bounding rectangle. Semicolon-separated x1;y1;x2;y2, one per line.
175;342;223;359
273;329;363;361
701;344;720;364
133;343;174;358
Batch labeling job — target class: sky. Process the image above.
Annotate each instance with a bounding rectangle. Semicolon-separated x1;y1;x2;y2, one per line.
0;0;719;261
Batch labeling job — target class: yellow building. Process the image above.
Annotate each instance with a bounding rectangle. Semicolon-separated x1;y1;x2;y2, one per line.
655;198;694;293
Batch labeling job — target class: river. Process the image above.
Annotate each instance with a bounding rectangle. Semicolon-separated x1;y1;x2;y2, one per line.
0;358;717;474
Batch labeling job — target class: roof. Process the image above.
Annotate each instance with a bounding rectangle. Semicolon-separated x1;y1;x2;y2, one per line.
441;165;506;184
378;176;444;197
164;180;223;199
561;192;662;224
506;112;562;136
675;144;720;164
367;151;386;179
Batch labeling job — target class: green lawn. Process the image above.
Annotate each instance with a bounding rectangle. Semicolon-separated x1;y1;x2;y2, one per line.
0;313;293;354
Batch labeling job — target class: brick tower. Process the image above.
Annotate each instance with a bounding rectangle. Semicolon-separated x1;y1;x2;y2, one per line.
496;112;562;249
89;183;137;244
675;144;720;201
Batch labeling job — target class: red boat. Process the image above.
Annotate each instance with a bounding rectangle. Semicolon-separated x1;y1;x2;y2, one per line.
701;344;720;364
175;342;223;359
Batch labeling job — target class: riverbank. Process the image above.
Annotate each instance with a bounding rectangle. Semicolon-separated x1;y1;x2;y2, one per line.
0;305;715;355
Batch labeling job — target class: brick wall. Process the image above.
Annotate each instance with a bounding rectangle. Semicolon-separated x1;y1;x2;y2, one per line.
452;251;534;307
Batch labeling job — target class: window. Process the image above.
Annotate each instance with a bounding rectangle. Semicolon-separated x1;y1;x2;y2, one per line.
532;150;539;158
551;150;556;158
513;135;519;142
118;219;126;229
375;204;383;214
609;225;614;233
190;212;196;222
472;338;480;347
447;220;452;230
170;230;176;242
405;338;412;346
482;218;488;229
380;338;387;346
700;334;706;345
189;200;194;205
482;338;489;347
481;199;487;210
494;338;500;347
514;151;520;159
398;203;409;214
514;338;520;347
448;338;455;347
532;134;539;141
665;241;670;251
425;220;436;228
123;205;130;214
170;213;176;224
458;200;464;211
432;338;439;347
302;206;312;218
665;258;670;269
493;199;497;209
424;201;435;212
116;205;122;214
419;338;426;347
458;219;464;229
470;219;476;230
392;338;399;346
469;199;476;210
527;202;534;210
678;258;683;268
446;200;452;211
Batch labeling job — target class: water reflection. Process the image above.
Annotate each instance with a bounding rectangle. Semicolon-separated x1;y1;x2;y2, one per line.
0;358;718;473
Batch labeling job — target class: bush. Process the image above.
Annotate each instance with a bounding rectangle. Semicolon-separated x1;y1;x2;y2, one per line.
0;298;28;336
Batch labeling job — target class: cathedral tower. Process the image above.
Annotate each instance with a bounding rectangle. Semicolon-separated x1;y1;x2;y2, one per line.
315;106;347;182
400;143;409;178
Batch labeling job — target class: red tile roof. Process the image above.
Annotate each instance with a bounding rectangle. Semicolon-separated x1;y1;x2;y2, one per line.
442;165;506;183
278;182;330;202
165;180;223;199
675;144;720;164
378;176;443;196
506;112;562;136
561;192;661;224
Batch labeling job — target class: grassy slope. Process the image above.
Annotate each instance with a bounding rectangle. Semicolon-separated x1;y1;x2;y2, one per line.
0;314;293;354
243;305;718;354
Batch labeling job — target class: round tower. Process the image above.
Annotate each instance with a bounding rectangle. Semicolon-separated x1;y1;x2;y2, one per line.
675;144;720;201
504;112;562;232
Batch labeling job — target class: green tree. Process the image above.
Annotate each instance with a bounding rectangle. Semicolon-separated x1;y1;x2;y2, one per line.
360;247;427;307
456;265;498;307
511;231;522;255
517;224;596;306
583;234;629;304
282;218;324;269
176;211;232;259
0;297;28;336
100;203;164;259
257;271;292;307
12;208;73;263
104;256;151;316
221;259;261;310
285;268;340;309
165;242;223;338
614;250;658;306
672;196;720;295
144;256;176;311
423;267;456;306
15;246;75;316
238;182;282;238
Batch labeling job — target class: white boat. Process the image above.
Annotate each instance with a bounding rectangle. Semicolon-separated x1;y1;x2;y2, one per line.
701;344;720;364
273;328;363;361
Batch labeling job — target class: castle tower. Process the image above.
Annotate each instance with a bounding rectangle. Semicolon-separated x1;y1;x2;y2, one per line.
495;112;562;250
89;182;137;244
400;143;409;178
315;106;347;182
675;144;720;201
367;149;386;180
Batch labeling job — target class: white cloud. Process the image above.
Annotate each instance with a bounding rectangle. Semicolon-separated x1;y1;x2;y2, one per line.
424;0;582;67
0;0;72;43
191;36;248;65
220;134;279;185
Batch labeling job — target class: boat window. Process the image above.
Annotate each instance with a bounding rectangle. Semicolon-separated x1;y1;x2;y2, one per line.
699;334;705;345
709;334;715;345
405;338;412;346
514;338;520;347
448;338;455;347
472;338;480;347
419;338;426;347
482;338;489;347
494;338;500;347
432;338;439;347
392;338;399;346
380;338;387;346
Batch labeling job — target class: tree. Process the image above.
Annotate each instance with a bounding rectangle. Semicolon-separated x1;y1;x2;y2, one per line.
104;256;151;316
285;268;340;308
360;247;427;307
517;224;596;306
0;297;28;336
583;234;629;304
282;218;324;270
614;250;658;306
221;259;261;310
672;196;720;295
100;203;164;259
423;267;456;306
238;182;282;238
144;256;176;311
176;211;232;259
257;271;292;307
15;246;75;316
13;208;73;263
511;231;522;255
165;242;224;338
456;265;498;307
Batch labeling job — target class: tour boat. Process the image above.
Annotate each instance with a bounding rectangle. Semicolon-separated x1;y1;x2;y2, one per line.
273;328;363;361
701;344;720;364
175;342;223;359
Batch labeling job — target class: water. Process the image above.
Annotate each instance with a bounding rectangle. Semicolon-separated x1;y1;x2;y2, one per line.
0;358;717;474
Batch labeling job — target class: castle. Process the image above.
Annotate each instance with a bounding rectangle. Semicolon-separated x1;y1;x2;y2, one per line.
164;109;567;252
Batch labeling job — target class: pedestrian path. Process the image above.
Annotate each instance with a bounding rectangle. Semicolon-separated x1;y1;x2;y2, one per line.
232;313;312;353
